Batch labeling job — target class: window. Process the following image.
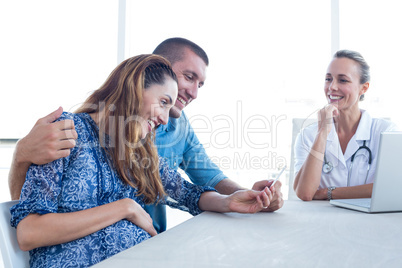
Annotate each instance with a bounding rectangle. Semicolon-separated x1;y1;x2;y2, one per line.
0;0;118;202
339;0;402;127
0;0;118;138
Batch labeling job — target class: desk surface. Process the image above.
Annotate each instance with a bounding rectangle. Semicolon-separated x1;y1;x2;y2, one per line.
93;200;402;267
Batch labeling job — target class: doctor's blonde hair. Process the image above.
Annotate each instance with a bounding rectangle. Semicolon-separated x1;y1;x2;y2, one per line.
333;50;370;101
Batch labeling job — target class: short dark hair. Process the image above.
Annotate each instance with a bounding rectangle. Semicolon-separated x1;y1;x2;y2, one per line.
153;37;209;66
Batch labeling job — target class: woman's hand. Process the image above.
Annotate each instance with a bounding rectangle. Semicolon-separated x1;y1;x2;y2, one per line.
317;104;339;135
293;105;339;201
227;187;273;214
199;188;273;214
123;199;157;237
16;198;156;251
252;180;284;212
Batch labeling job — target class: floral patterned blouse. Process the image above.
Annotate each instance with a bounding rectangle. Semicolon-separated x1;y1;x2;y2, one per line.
10;112;214;267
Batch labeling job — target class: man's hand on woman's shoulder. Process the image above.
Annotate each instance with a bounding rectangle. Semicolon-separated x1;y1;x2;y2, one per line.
16;107;78;165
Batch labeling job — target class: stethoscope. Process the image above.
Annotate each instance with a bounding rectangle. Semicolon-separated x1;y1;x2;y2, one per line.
323;140;372;186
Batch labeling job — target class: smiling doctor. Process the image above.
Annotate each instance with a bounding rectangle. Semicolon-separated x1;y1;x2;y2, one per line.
293;50;398;201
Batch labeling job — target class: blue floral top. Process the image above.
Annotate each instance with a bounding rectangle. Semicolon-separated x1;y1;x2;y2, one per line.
10;112;214;268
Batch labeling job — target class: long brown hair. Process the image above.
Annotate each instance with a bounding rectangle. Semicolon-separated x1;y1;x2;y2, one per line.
75;54;177;204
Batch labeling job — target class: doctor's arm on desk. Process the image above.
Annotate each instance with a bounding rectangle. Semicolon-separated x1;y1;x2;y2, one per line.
293;105;336;201
312;184;373;200
294;49;392;201
293;105;373;201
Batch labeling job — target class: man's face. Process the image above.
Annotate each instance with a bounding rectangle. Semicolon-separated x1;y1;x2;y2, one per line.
169;48;207;118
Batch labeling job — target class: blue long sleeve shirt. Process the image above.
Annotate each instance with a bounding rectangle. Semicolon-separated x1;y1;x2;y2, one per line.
10;112;214;267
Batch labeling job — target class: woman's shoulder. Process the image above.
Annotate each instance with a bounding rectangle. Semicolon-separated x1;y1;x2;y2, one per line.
56;112;97;142
55;111;74;121
370;116;399;132
55;111;88;125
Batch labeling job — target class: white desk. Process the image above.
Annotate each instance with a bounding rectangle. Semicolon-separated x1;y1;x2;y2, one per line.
93;200;402;267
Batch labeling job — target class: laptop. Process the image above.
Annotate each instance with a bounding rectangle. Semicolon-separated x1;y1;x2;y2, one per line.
330;132;402;213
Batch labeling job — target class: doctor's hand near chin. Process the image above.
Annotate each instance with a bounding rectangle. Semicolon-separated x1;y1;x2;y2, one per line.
292;49;397;202
317;104;339;136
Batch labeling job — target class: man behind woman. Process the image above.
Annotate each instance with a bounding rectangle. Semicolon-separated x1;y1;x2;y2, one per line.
8;38;284;234
10;54;274;267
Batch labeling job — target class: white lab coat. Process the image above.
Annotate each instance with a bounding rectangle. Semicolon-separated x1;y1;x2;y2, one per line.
294;110;398;189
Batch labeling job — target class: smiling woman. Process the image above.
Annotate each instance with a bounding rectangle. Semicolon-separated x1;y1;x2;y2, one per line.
325;50;371;107
139;68;178;138
140;78;178;136
293;50;398;201
72;55;178;202
9;55;183;266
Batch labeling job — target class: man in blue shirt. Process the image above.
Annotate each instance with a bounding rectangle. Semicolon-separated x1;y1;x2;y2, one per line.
146;38;282;232
9;38;284;233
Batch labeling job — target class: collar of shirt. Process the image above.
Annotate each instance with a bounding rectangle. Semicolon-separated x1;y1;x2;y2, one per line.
157;112;187;133
326;109;372;165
